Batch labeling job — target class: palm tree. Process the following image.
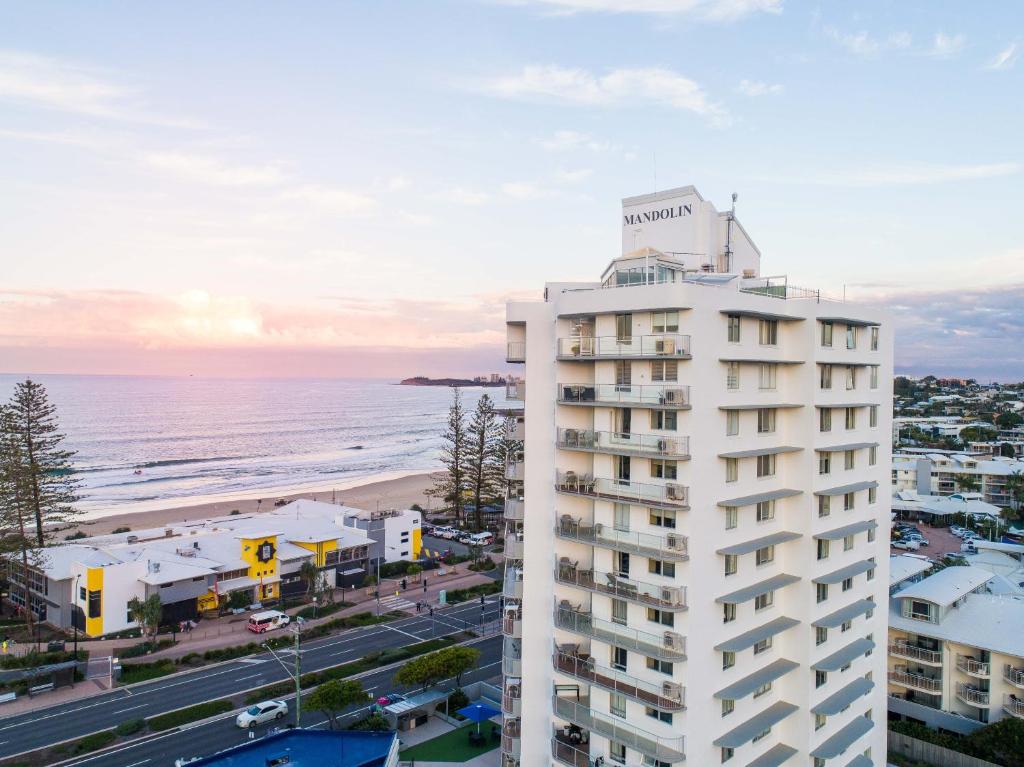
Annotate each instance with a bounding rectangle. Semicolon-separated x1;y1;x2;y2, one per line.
955;474;981;494
1006;471;1024;515
300;560;320;599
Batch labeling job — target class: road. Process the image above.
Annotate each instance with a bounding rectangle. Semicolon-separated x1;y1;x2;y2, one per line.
0;600;503;763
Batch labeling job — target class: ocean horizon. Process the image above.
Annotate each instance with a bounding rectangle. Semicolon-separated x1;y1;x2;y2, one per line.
0;374;508;519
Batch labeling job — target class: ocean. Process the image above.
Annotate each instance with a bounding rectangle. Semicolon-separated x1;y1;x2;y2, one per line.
0;374;509;519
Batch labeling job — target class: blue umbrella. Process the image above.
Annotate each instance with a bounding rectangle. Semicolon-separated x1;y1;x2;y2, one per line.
457;702;501;733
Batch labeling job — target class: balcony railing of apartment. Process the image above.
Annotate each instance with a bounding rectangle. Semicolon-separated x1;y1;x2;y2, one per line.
506;461;525;481
888;669;942;693
557;428;691;459
558;383;691;409
503;607;523;638
507;419;525;441
956;656;991;678
556;334;692;359
1004;695;1024;719
506;381;525;401
506;342;525;363
552;646;685;710
552;695;685;763
504;568;523;600
955;683;990;707
889;642;943;665
739;276;821;301
555;604;686;661
550;729;591;767
504;534;525;560
502;682;522;716
500;754;520;767
555;472;689;509
555;561;687;610
555;516;689;561
504;498;524;521
1005;665;1024;689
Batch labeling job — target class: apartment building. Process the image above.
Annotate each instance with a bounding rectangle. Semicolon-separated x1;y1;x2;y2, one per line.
888;565;1024;733
892;452;1024;507
501;186;893;767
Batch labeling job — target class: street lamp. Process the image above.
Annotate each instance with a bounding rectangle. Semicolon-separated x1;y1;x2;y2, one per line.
262;616;304;728
73;573;81;685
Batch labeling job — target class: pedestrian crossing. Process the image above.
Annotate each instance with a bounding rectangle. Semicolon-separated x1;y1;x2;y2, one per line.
378;594;417;612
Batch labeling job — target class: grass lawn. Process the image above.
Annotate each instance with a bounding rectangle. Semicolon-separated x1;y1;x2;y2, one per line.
399;722;499;762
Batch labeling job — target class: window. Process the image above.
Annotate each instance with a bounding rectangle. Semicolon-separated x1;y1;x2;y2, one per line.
647;657;673;674
846;366;857;390
614;551;630;575
87;589;101;619
757;408;776;433
726;410;739;436
753;681;772;698
724;554;738;576
845;407;857;430
843;534;854;552
756;453;776;478
614;502;630;532
645;707;672;724
649;559;675;578
845;450;855;470
612;599;628;625
724;506;738;530
610;692;627;718
842;577;854;592
816;670;828;688
846;325;857;349
759;363;777;391
754;591;774;611
759;319;778;346
722;747;734;763
723;603;736;623
652;460;678;480
752;728;771;743
753;636;772;655
869;486;877;505
867;525;876;543
612;646;628;670
820;364;833;389
726;458;738;483
756;500;775;522
869;405;878;427
615;313;632;342
79;586;87;601
819;453;831;475
867;558;876;581
652;360;678;382
820;408;832;432
726;362;740;390
650;509;676;528
815;713;827;730
818;495;831;518
755;545;775;566
817;539;830;560
821;321;833;347
652;311;679;333
610;742;627;764
723;651;736;670
651;409;678;430
870;326;879;351
841;619;852;633
816;583;829;603
844;491;855;511
722;699;735;717
870;366;879;389
727;315;741;343
816;626;828;646
869;445;877;466
814;758;827;767
648;608;674;627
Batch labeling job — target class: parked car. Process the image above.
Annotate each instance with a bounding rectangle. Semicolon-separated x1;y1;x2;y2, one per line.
961;541;979;553
962;531;982;541
949;525;966;537
904;533;930;546
467;531;495;546
236;700;288;728
892;539;921;551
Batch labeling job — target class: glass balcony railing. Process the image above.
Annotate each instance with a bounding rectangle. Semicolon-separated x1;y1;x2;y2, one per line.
1005;665;1024;689
504;534;525;560
555;605;686;661
557;428;690;459
558;383;691;408
551;730;590;767
956;656;991;678
555;562;687;610
504;568;523;599
504;499;524;521
502;681;522;716
955;683;989;707
552;695;684;763
555;517;689;561
889;642;942;665
1004;695;1024;719
557;334;691;359
503;610;523;640
507;419;525;441
888;669;942;693
507;342;525;363
506;381;525;401
506;461;524;481
555;472;689;508
553;647;685;710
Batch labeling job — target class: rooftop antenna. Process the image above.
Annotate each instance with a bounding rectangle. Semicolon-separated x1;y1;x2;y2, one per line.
724;192;737;272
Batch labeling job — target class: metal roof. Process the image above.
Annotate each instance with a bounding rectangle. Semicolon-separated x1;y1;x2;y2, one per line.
716;574;801;605
812;599;875;628
718;358;805;365
717;489;803;508
714;659;799;701
812;520;878;540
810;715;874;759
718;403;804;411
814;442;879;453
812;638;875;671
746;744;799;767
384;688;449;714
714;617;800;653
718;446;803;459
811;677;874;716
813;480;879;496
892;566;993;608
812;559;875;585
712;702;799;748
717;532;802;556
719;309;804;322
816;316;880;327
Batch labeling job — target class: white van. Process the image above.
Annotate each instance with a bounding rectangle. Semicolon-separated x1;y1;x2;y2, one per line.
247;610;290;634
467;532;494;546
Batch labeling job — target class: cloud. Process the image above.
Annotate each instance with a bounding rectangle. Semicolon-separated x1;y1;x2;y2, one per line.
553;168;593;183
926;32;965;59
279;184;378;214
824;27;912;57
140;151;288;187
776;162;1021;187
537;130;612;152
986;42;1020;71
481;65;728;125
736;79;783;96
502;181;556;200
498;0;782;21
431;187;490;205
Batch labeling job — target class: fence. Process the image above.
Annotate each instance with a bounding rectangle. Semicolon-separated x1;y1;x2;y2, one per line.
889;732;1002;767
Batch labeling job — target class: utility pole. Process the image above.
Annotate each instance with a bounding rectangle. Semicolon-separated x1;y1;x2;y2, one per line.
263;617;304;728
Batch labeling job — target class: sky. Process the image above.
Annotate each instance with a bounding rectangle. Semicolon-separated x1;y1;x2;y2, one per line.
1;1;1022;380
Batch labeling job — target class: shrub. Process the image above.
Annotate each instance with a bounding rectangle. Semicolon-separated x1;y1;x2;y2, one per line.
65;531;87;540
147;700;233;731
178;652;202;666
230;509;241;515
294;601;352;620
468;556;496;572
71;730;116;754
119;639;174;659
444;581;501;604
119;659;176;685
0;649;87;670
115;718;146;737
111;526;131;534
447;688;469;714
348;713;389;731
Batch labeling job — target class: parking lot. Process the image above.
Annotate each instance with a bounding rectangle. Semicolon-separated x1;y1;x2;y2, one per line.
890;521;968;560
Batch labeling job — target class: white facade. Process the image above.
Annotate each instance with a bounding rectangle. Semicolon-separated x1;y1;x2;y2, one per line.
502;187;893;767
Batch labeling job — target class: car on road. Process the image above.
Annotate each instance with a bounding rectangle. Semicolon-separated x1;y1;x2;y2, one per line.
236;700;288;728
892;539;921;551
247;610;290;633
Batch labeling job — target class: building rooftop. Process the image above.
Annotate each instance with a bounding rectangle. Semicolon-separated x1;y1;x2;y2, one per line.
182;729;397;767
890;592;1024;658
888;554;932;588
893;566;993;607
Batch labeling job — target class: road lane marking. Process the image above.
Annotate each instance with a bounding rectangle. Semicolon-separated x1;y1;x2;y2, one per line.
382;624;421;640
123;760;151;767
110;704;147;716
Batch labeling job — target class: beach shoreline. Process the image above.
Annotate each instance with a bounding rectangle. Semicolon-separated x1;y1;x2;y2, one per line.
63;470;444;538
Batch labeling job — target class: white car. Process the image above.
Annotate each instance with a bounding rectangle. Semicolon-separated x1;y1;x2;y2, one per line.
892;539;920;551
904;533;930;546
949;526;966;537
236;700;288;728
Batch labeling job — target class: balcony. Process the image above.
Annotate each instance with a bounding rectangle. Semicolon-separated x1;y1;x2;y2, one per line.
557;428;690;459
555;561;687;611
1004;695;1024;719
507;342;525;363
506;381;525;401
504;498;524;521
504;568;523;600
506;461;524;481
955;683;989;707
504;534;525;560
501;718;522;759
553;647;685;710
956;656;991;678
555;605;686;661
556;334;691;361
503;609;522;639
507;419;525;441
551;730;590;767
552;695;685;763
889;642;943;665
502;681;521;716
556;517;689;561
555;472;689;510
558;383;691;409
1005;666;1024;689
888;669;942;694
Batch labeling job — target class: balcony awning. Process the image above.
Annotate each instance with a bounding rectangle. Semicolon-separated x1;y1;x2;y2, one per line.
719;403;804;411
810;715;874;759
718;445;803;459
716;574;801;605
813;599;875;628
814;442;879;452
811;677;875;716
718;489;802;508
746;744;799;767
817;316;880;327
814;480;879;496
814;402;877;408
714;659;799;700
719;358;805;365
717;532;802;556
715;617;800;653
813;520;878;540
720;309;804;322
712;702;799;748
812;559;876;585
812;638;875;671
845;755;874;767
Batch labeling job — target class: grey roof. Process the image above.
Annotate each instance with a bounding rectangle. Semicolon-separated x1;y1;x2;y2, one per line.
814;442;879;452
892;566;993;608
812;638;875;671
718;445;803;459
718;488;803;508
718;532;802;556
845;755;873;767
715;617;800;652
888;592;1024;658
810;715;874;759
817;316;880;327
813;520;878;540
813;560;875;585
889;554;932;587
746;744;799;767
813;599;875;628
813;480;879;496
717;574;801;605
385;688;449;714
720;309;804;322
811;677;874;716
714;659;800;700
719;358;805;365
712;702;799;748
719;403;804;411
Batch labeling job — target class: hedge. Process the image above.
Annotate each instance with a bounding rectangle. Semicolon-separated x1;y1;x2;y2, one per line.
294;600;354;620
444;581;501;604
120;659;176;685
0;649;87;670
147;700;234;731
114;718;147;737
120;639;175;659
71;730;116;754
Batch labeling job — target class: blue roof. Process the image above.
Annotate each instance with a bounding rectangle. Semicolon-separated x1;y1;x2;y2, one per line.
185;729;397;767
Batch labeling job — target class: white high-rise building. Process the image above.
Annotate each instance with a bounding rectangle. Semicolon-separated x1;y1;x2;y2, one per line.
501;186;893;767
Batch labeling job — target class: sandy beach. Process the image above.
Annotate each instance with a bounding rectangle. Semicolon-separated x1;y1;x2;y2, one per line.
63;471;444;537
